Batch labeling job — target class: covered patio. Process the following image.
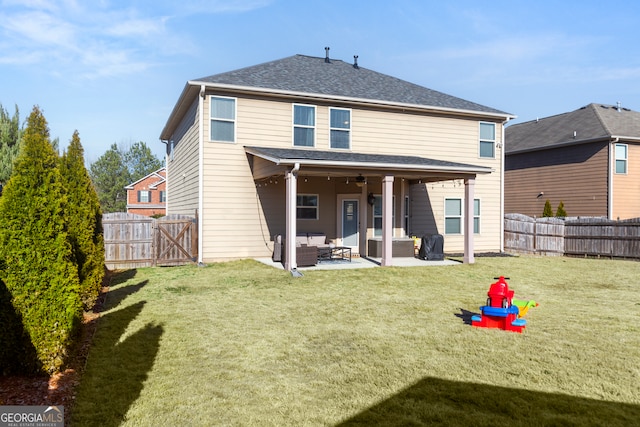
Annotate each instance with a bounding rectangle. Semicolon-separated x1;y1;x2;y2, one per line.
246;146;492;273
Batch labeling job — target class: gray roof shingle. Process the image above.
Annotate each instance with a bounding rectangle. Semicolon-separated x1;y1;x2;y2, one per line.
195;54;509;115
505;103;640;153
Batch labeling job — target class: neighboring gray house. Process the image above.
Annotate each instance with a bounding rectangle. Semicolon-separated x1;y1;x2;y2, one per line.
505;103;640;219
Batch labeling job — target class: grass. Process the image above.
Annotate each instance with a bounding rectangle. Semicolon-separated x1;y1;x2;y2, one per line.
70;256;640;426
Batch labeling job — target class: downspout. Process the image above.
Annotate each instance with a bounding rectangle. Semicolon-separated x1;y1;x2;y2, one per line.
160;139;169;211
609;137;618;220
198;85;205;265
500;118;509;252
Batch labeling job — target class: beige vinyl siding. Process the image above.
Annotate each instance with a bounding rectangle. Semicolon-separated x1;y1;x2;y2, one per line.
612;143;640;219
197;94;504;260
505;142;608;218
167;98;200;215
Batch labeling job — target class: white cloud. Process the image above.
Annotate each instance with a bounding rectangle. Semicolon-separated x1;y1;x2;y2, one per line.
0;0;264;79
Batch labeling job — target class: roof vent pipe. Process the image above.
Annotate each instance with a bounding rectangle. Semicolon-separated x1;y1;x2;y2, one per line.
324;47;330;63
616;101;622;112
353;55;359;69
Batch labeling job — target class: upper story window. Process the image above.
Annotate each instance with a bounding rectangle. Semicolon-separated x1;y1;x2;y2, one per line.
138;190;151;203
615;143;627;174
330;108;351;149
297;194;318;220
210;96;236;142
479;122;496;158
293;104;315;147
159;190;167;203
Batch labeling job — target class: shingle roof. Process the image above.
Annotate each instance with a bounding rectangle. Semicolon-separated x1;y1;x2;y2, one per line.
245;146;492;175
194;54;510;115
505;103;640;153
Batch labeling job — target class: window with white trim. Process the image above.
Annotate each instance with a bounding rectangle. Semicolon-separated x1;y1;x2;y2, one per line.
297;194;318;220
293;104;315;147
160;190;166;203
330;108;351;149
445;198;462;234
445;198;481;234
138;190;151;203
210;96;236;142
404;196;410;237
479;122;495;158
615;143;627;174
373;195;395;237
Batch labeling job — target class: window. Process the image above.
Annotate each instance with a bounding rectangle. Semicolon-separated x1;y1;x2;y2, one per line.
445;198;481;234
160;190;166;203
297;194;318;220
330;108;351;149
445;198;462;234
138;190;151;203
293;104;315;147
373;195;395;237
210;96;235;142
615;143;627;174
479;122;495;158
404;196;410;237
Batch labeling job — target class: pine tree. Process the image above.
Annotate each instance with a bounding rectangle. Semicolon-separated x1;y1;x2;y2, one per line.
61;131;105;309
555;201;567;217
542;199;554;217
0;106;82;374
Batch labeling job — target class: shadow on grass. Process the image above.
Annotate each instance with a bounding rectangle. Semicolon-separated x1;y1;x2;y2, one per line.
455;308;480;326
336;376;640;426
70;299;163;427
108;269;138;287
105;279;149;311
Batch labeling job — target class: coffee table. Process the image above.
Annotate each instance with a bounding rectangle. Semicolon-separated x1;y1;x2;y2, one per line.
318;246;352;262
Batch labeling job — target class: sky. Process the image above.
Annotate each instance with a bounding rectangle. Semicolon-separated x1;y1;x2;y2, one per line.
2;0;640;164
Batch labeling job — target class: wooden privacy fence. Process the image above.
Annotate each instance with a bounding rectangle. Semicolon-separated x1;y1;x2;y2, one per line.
505;214;640;259
103;212;198;270
504;214;564;256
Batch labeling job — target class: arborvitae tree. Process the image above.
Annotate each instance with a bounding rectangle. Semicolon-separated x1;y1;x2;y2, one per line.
0;106;82;374
542;199;554;217
61;131;105;309
556;201;567;217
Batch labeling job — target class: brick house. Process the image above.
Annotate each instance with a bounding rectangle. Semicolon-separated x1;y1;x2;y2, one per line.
125;167;166;216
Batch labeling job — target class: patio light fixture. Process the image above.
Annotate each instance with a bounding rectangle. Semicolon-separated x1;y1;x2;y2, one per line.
355;174;366;187
368;192;376;206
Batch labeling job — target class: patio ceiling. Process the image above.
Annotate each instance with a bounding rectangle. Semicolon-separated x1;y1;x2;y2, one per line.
245;146;493;182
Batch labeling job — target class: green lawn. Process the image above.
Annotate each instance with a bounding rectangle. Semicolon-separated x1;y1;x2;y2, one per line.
70;256;640;426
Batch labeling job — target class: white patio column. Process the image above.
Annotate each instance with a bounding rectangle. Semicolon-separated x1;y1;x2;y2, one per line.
381;174;394;266
284;166;299;271
463;177;475;264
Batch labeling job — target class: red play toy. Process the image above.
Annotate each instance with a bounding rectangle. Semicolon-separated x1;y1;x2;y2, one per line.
471;276;527;333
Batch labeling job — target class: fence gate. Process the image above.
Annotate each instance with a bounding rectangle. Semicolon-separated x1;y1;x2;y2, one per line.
103;213;198;269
